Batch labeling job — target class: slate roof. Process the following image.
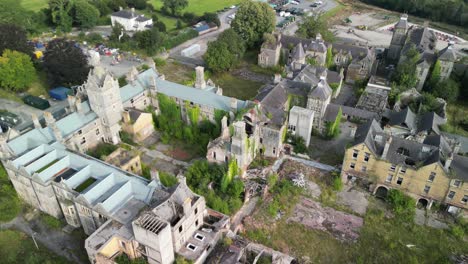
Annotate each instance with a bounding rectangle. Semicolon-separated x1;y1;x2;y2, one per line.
260;81;289;126
418;111;445;135
353;119;385;156
353;119;468;181
332;44;369;61
324;104;377;122
292;43;305;60
387;107;417;131
112;10;138;19
439;45;457;62
309;79;332;100
119;68;250;112
451;155;468;181
402;27;436;55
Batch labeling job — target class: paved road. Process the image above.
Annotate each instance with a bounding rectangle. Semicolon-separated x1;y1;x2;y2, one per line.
281;0;338;36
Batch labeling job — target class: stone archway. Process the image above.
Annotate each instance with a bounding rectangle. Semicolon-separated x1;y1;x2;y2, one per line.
375;186;389;199
417;198;429;209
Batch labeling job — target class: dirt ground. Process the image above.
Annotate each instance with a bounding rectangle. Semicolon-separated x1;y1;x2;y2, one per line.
336;185;369;215
288;197;363;241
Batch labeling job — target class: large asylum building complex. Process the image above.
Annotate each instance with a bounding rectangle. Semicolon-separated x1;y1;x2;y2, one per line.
0;62;249;264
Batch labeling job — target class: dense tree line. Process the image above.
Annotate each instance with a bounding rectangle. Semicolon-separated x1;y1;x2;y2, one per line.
360;0;468;28
205;29;246;73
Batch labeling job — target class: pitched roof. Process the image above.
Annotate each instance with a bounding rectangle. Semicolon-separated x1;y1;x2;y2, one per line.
387;107;417;131
260;81;289;125
309;79;332;100
418;111;445;134
395;15;409;29
438;45;457;62
451;155;468;181
119;68;250;112
292;43;305;60
324;104;377;122
112;10;138;19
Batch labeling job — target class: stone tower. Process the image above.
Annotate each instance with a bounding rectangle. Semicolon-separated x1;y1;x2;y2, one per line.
388;14;409;61
194;66;206;89
230;121;248;170
83;66;123;144
438;41;457;80
307;74;332;132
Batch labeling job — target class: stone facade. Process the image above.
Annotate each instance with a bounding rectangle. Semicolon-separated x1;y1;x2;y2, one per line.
341;119;468;217
288;106;314;146
387;15;457;90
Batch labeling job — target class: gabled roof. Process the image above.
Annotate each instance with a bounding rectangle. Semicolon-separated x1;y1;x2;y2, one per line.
112;10;139;19
395;15;409;29
260;81;288;126
353;119;385;156
451;155;468;181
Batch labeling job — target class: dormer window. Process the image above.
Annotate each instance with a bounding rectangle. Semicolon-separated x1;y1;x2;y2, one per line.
194;233;205;241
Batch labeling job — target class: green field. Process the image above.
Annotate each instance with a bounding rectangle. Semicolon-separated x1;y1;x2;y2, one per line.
21;0;48;11
150;0;245;15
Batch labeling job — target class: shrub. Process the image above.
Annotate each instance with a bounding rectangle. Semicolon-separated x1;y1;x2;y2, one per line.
387;189;415;223
450;224;465;240
87;143;118;160
159;171;178;187
154;57;166;67
331;172;343;191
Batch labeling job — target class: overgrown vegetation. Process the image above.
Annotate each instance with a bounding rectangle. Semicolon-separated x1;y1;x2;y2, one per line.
159;171;178;188
386;189;415;223
153;93;226;155
325;107;342;139
0;163;21;222
287;133;308;154
266;179;302;217
87;143;118;160
185;160;244;215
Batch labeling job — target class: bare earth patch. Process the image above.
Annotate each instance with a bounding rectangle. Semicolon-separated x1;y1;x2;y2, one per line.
288;197;363;242
336;186;369;215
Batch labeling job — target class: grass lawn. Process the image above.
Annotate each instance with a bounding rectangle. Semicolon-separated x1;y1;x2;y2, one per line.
21;0;48;11
149;0;245;15
0;229;69;264
211;73;263;100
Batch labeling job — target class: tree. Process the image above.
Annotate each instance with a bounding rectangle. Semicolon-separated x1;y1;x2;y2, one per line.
74;0;100;29
391;44;420;90
162;0;188;16
297;14;335;42
426;59;441;91
432;78;460;102
205;41;235;72
202;12;220;27
49;0;74;33
125;0;147;9
326;107;342;139
90;0;112;16
218;29;246;59
231;1;276;47
0;50;36;91
326;46;334;69
135;28;165;55
0;24;34;55
43;39;90;87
